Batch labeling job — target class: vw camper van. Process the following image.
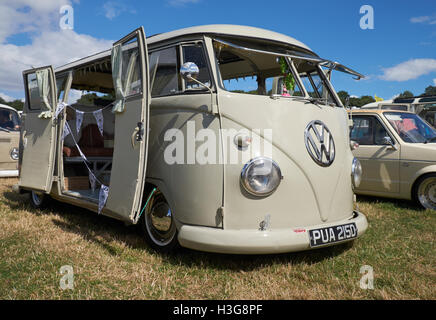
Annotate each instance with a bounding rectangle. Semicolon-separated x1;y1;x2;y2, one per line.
17;25;367;254
0;104;20;177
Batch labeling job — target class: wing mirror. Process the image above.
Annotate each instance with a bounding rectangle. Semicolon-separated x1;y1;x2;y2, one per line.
180;62;200;81
382;136;397;150
180;62;218;114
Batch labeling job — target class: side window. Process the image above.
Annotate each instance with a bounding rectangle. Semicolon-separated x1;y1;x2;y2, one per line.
120;37;142;96
149;47;180;97
26;72;41;110
182;44;211;89
351;116;390;145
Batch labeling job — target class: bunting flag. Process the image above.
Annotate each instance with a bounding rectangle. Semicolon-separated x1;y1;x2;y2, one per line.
55;102;67;119
93;109;104;136
89;171;96;192
76;110;84;135
98;184;109;214
62;123;71;140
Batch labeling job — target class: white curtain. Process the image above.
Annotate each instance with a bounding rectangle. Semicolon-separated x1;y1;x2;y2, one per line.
111;44;124;113
36;69;52;118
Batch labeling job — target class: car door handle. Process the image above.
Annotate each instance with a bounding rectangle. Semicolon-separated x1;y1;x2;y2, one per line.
131;122;144;148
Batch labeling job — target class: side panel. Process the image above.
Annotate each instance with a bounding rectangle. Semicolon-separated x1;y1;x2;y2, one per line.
19;66;57;192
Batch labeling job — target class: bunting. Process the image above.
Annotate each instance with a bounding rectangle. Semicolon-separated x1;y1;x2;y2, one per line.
98;185;109;214
93;109;104;136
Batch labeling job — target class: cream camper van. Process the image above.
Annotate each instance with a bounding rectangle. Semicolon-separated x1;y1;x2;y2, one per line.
0;104;20;177
362;96;436;128
17;25;368;254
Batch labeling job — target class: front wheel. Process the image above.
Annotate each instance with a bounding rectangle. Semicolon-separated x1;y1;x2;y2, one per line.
413;174;436;211
139;188;179;253
29;190;50;209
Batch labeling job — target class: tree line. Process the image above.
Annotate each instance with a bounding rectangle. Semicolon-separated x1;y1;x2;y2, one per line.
337;85;436;108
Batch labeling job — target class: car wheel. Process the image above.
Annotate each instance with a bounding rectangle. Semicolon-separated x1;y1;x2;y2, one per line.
29;190;50;209
414;174;436;211
139;188;179;253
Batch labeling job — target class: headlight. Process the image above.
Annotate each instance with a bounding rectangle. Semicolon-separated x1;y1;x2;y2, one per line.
241;157;282;196
10;147;19;160
351;157;362;188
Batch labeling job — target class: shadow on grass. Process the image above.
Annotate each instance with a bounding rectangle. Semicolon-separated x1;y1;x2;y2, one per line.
2;189;353;271
356;194;422;211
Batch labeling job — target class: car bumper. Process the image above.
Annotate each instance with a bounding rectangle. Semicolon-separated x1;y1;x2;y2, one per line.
178;211;368;254
0;170;18;178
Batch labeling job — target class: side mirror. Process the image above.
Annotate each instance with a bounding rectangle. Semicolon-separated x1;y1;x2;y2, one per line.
180;62;200;81
382;136;397;150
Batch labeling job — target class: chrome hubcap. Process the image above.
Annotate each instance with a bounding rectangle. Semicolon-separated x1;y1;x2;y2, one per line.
145;191;176;246
418;178;436;210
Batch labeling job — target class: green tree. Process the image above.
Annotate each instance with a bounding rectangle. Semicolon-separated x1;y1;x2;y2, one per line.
0;96;24;110
398;90;414;98
337;90;350;105
423;85;436;96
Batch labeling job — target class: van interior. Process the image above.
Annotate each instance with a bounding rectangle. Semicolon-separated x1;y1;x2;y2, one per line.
60;57;116;201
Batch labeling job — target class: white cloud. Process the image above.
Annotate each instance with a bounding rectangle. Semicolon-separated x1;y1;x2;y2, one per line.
0;1;112;97
379;59;436;82
0;92;15;102
103;2;136;20
410;14;436;25
433;79;436;86
0;31;112;92
167;0;201;7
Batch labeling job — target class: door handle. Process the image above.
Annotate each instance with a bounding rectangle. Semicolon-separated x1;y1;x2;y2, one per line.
131;122;144;148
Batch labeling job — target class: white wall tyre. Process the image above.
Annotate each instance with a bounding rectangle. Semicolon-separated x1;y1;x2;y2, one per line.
29;190;50;209
414;174;436;211
139;188;179;253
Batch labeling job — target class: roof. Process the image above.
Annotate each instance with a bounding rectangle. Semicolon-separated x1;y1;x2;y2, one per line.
347;109;413;115
147;25;313;51
0;103;18;112
55;24;314;73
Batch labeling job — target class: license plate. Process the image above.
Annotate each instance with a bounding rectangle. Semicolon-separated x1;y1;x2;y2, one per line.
309;223;358;247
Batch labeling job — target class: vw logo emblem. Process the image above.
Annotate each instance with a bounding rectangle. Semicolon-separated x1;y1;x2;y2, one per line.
304;120;335;167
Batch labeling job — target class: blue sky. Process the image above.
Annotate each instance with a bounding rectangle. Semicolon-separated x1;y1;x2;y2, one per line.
1;0;435;101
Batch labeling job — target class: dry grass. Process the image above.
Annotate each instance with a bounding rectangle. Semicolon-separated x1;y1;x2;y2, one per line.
0;178;434;300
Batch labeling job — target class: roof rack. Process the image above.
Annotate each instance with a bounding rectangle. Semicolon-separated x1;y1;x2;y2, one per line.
393;95;436;104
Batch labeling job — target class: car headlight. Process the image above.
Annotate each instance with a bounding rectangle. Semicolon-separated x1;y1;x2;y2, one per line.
241;157;282;196
351;157;362;188
10;147;19;160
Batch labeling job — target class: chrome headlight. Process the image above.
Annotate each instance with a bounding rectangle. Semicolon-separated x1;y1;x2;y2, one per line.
241;157;282;196
10;147;19;161
351;157;362;188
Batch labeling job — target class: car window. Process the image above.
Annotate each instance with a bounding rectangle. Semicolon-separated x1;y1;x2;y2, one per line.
182;44;211;90
149;47;180;97
350;115;390;145
27;72;41;110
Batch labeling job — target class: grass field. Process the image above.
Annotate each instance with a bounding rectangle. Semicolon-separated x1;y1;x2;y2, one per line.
0;178;434;300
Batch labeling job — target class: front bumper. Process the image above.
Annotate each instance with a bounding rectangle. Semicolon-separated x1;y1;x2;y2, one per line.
0;169;19;178
178;211;368;254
